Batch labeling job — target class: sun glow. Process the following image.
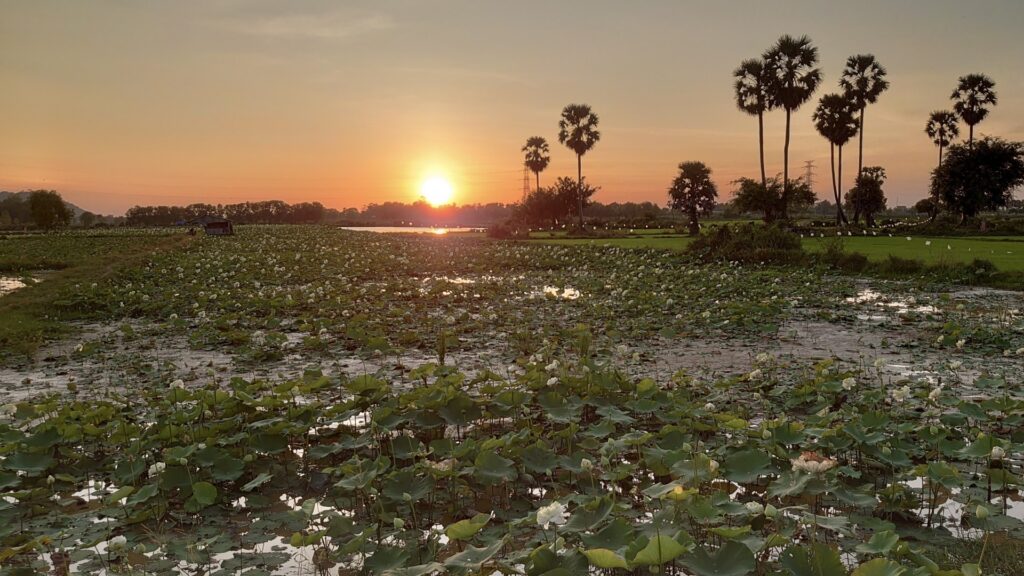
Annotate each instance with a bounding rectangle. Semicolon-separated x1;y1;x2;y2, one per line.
420;176;454;206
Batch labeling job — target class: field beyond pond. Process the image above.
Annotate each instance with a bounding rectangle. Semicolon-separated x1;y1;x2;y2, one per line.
1;226;1023;575
531;230;1024;271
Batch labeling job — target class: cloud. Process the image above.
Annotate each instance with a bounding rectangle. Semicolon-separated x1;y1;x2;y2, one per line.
218;10;395;40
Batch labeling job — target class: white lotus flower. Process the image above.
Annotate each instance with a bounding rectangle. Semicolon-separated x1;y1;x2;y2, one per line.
891;385;911;403
546;377;558;386
545;360;559;372
842;377;856;391
928;386;943;401
949;360;962;370
755;352;770;364
956;339;965;350
0;404;16;416
748;369;762;381
703;402;716;411
536;501;570;529
169;379;185;389
108;535;127;550
790;452;837;474
148;462;166;476
744;501;764;515
991;446;1006;460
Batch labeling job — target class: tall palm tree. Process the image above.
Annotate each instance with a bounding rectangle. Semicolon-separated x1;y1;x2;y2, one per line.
763;35;822;219
951;74;997;148
522;136;551;192
839;54;889;177
925;110;960;167
733;58;774;187
557;103;601;228
813;93;859;225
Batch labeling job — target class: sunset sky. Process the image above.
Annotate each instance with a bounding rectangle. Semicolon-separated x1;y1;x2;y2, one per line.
2;1;1023;215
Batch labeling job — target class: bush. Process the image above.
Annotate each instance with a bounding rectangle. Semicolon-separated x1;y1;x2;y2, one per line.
686;223;804;264
879;256;924;274
816;238;869;272
486;222;527;240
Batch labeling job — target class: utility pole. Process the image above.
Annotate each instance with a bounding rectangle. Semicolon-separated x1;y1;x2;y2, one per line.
522;164;531;204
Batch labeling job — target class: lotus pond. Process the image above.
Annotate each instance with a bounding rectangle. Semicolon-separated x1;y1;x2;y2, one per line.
1;226;1023;575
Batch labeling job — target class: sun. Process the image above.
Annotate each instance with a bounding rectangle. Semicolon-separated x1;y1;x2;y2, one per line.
420;176;454;206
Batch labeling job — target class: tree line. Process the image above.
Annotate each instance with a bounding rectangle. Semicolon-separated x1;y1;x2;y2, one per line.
514;35;1022;234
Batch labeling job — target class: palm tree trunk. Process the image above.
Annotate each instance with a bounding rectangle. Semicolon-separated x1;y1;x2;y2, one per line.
938;144;943;167
782;108;791;220
830;143;841;225
535;172;540;193
857;107;865;177
758;111;767;188
838;144;849;225
576;154;584;229
969;125;974;149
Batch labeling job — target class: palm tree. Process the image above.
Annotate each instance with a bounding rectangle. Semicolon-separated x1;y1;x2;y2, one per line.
733;58;774;187
951;74;997;148
813;93;859;225
557;104;601;228
763;35;822;219
839;54;889;177
522;136;551;192
925;110;960;167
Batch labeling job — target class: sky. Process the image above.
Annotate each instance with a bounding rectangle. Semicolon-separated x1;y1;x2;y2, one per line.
2;0;1023;215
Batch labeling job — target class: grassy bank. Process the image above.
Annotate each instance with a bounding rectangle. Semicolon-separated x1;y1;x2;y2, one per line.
0;231;192;360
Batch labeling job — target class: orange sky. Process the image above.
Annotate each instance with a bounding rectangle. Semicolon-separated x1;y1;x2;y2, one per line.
2;1;1023;215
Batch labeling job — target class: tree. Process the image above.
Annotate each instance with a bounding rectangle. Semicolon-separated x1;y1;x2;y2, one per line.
78;211;97;228
925;110;960;167
845;166;887;226
914;197;940;222
557;104;600;227
733;58;774;187
551;177;597;227
931;137;1024;222
763;35;822;220
28;190;72;229
951;74;997;148
813;93;859;225
522;136;551;192
733;176;815;223
667;161;718;235
839;54;889;177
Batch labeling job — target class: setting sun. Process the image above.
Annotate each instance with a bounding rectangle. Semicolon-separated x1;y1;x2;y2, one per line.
420;176;454;206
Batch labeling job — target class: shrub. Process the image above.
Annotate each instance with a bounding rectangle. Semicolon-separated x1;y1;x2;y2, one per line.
686;223;804;264
880;256;924;274
486;222;527;239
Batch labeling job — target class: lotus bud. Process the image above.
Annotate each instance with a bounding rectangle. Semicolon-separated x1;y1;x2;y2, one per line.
764;504;778;518
393;518;405;530
976;505;990;519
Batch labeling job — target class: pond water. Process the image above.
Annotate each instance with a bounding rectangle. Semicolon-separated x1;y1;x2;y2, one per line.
339;226;480;234
0;276;28;297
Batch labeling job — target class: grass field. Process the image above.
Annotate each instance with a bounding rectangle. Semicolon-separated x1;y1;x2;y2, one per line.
802;235;1024;271
530;232;1024;271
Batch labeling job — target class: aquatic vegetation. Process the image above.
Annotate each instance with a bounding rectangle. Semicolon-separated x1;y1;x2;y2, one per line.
1;225;1022;574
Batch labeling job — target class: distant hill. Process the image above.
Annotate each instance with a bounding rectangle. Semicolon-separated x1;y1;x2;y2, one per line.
0;191;90;217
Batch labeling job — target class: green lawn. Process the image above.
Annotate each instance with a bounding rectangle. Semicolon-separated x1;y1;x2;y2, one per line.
531;236;692;251
530;232;1024;272
802;235;1024;271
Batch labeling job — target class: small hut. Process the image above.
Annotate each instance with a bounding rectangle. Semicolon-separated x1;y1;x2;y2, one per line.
191;216;234;236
